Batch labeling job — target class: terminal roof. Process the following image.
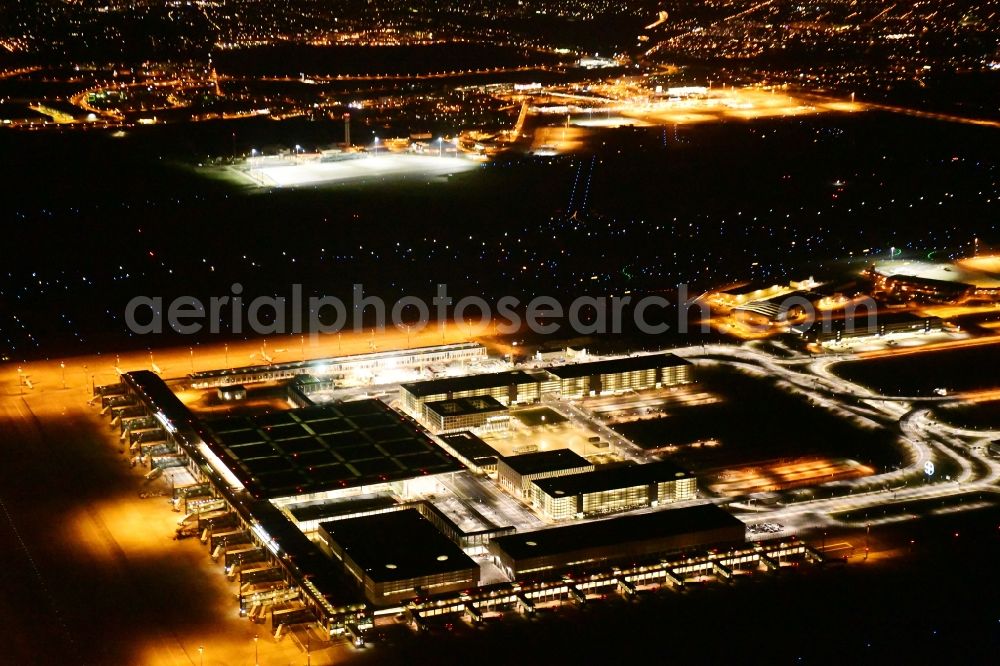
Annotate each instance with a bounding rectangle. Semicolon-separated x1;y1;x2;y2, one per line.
319;509;477;582
499;449;592;476
289;493;398;524
203;399;461;499
424;395;507;417
439;431;502;465
492;504;744;560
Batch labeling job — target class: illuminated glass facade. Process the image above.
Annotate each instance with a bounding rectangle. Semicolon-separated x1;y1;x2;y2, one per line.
421;396;510;434
530;462;697;520
400;354;692;419
496;450;594;498
546;353;692;399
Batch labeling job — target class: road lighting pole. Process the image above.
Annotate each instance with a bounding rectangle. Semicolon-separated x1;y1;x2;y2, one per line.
60;361;66;389
198;645;204;666
438;137;443;157
373;136;379;156
254;634;259;666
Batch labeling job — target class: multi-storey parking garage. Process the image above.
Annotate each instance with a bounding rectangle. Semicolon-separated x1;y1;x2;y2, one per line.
496;449;594;498
528;460;697;520
400;353;692;418
400;369;553;416
544;353;692;398
421;395;510;433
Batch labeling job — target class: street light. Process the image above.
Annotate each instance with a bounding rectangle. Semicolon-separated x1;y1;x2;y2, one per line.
254;634;259;666
438;136;443;157
198;645;204;666
373;136;379;156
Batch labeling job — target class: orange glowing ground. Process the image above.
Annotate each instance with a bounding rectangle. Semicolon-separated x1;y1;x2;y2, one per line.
855;333;1000;360
710;457;874;496
956;254;1000;274
1;319;487;396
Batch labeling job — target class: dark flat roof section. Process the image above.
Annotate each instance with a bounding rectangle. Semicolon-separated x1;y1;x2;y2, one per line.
492;504;744;561
499;449;591;476
533;461;693;497
202;399;461;499
439;431;502;466
424;395;507;417
319;509;477;583
289;494;398;524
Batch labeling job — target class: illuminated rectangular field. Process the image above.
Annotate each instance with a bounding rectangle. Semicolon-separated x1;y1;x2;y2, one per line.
246;154;478;187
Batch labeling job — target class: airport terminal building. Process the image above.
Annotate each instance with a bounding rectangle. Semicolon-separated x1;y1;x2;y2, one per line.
113;372;476;626
200;399;463;504
103;352;711;634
